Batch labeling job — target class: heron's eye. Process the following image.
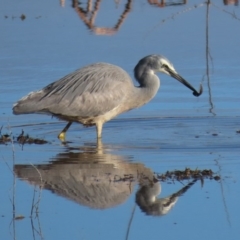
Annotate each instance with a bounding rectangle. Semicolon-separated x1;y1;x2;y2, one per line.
162;64;169;69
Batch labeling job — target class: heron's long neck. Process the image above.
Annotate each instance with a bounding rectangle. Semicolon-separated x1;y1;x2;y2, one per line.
130;72;160;109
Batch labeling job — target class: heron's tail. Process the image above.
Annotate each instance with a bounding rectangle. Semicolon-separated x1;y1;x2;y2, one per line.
13;90;45;115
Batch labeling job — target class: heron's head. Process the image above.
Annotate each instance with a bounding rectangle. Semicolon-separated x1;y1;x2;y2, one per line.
134;54;176;81
134;54;175;75
134;54;203;97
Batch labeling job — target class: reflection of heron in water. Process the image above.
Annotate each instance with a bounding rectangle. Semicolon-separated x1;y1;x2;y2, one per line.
136;179;197;216
14;144;154;209
13;54;202;140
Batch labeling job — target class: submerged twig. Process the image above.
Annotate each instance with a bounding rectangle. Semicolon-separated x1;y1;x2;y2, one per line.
204;0;216;116
30;164;43;217
214;157;231;226
5;121;17;240
145;3;206;37
125;204;136;240
212;3;240;21
30;164;44;239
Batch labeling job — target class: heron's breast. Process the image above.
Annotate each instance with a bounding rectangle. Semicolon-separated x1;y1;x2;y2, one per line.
78;104;127;125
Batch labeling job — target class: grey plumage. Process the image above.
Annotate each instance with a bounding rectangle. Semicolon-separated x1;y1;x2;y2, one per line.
14;63;131;117
13;54;202;139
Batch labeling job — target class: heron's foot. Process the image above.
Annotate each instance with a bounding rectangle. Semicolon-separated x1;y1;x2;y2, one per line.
58;122;72;141
58;132;66;141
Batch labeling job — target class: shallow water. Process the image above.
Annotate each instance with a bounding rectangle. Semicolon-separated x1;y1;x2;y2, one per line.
1;1;240;240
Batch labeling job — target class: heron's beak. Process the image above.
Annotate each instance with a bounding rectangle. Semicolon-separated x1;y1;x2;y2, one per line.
167;68;203;97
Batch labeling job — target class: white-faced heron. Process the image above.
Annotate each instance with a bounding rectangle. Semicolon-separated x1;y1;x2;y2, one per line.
13;54;202;139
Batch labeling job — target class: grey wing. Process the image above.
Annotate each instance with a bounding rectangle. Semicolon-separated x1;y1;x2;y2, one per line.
41;63;133;117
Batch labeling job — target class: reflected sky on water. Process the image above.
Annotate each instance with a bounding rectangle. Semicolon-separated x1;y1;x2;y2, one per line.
0;1;240;240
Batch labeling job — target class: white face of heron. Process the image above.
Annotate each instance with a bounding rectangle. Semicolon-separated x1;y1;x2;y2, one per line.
134;54;180;83
159;58;177;76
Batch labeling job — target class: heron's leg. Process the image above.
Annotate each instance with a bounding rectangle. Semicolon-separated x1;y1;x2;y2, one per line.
96;122;103;139
58;122;72;140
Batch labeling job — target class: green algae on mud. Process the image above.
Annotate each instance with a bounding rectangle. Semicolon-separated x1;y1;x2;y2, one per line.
0;127;48;145
156;168;221;182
